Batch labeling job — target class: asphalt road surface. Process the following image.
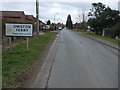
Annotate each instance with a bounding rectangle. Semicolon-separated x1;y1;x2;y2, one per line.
46;29;118;88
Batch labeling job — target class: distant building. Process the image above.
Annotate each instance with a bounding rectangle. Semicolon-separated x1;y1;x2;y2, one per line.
25;15;36;24
1;11;46;35
1;11;25;23
1;11;36;24
39;20;46;30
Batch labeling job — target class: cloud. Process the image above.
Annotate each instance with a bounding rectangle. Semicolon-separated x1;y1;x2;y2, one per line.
0;0;119;2
39;2;92;24
0;1;119;24
0;2;36;16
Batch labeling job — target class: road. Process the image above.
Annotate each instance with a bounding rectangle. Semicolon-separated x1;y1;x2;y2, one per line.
22;29;118;88
46;29;118;88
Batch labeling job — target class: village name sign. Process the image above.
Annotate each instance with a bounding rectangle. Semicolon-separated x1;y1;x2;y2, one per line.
6;23;33;37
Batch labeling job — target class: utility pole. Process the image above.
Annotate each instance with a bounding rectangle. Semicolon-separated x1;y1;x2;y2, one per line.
78;15;81;23
54;14;55;31
77;10;81;23
54;13;58;31
82;13;85;23
36;0;39;35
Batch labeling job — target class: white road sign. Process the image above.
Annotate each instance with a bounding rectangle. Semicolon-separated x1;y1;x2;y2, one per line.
6;23;33;36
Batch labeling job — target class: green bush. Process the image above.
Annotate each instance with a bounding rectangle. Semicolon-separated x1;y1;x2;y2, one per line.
105;22;120;38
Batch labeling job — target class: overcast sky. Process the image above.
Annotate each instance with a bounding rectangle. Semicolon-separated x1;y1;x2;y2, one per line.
0;0;119;24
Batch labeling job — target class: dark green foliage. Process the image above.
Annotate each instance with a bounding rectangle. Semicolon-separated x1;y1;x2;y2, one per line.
105;22;120;38
47;20;51;25
88;2;120;37
74;22;87;31
66;14;73;29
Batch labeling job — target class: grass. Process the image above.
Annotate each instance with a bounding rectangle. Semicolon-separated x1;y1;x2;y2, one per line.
2;37;9;46
2;32;57;87
77;31;119;45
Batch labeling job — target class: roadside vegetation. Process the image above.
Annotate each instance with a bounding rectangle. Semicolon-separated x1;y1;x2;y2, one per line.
87;2;120;38
77;31;120;45
72;2;120;45
2;32;57;87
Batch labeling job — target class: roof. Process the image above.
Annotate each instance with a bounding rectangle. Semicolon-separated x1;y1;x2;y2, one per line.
40;20;45;25
1;11;25;17
25;15;36;23
25;15;35;19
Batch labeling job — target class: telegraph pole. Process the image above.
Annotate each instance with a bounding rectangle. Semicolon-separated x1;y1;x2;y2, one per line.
54;14;55;31
78;15;81;23
77;10;81;23
36;0;39;35
82;13;85;23
54;13;58;31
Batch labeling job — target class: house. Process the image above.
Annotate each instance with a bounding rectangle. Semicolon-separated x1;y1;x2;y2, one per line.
25;15;36;24
1;11;25;23
39;20;46;30
1;11;46;35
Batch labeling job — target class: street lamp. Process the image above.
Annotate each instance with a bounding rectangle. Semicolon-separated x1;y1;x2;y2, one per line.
54;12;58;31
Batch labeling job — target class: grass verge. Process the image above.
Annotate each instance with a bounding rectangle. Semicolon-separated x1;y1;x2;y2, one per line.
2;32;57;87
77;31;119;45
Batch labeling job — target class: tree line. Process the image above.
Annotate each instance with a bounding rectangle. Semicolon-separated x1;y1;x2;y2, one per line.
88;2;120;38
65;2;120;39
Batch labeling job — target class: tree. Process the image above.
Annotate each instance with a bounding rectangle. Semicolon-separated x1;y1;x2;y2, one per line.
105;22;120;38
88;2;106;35
47;20;51;25
88;2;120;35
66;14;73;29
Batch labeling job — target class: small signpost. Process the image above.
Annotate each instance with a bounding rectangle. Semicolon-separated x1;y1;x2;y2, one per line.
6;23;33;51
9;37;12;48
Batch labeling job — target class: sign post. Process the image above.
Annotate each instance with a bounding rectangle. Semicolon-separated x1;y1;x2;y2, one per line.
6;23;33;51
9;37;11;49
27;37;29;51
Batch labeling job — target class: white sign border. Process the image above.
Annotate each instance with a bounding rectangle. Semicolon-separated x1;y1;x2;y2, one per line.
5;23;33;37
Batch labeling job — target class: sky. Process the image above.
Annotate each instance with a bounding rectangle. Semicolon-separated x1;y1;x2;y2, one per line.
0;0;119;24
